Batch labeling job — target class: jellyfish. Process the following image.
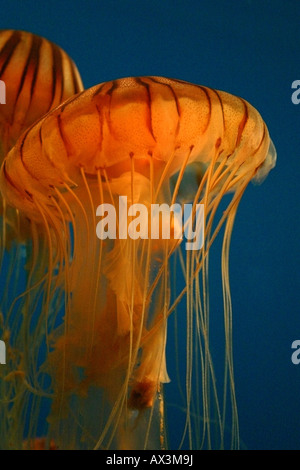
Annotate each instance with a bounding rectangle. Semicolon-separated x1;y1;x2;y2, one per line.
0;76;276;450
0;28;84;243
0;29;83;161
0;29;83;351
0;30;83;448
0;28;83;239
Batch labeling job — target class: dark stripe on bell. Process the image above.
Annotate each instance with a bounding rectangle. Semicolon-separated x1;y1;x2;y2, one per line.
135;77;156;142
0;30;22;78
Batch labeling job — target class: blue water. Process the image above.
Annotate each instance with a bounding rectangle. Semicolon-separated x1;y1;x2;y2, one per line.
0;0;299;450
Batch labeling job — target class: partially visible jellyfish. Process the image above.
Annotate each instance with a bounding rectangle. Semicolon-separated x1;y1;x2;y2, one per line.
0;29;83;356
0;29;83;161
0;30;83;448
0;28;83;238
0;77;276;449
0;27;84;243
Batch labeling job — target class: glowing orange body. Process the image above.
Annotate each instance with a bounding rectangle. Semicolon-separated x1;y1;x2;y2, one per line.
0;75;276;450
1;76;275;222
0;29;83;160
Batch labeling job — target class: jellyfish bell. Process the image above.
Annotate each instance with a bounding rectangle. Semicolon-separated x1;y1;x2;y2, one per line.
0;29;83;161
0;29;84;323
0;76;276;450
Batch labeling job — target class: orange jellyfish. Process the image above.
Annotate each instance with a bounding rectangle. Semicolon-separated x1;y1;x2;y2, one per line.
0;76;276;450
0;28;83;244
0;29;83;336
0;29;83;161
0;31;83;449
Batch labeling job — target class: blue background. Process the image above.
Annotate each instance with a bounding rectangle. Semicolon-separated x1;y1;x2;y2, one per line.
1;0;299;450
